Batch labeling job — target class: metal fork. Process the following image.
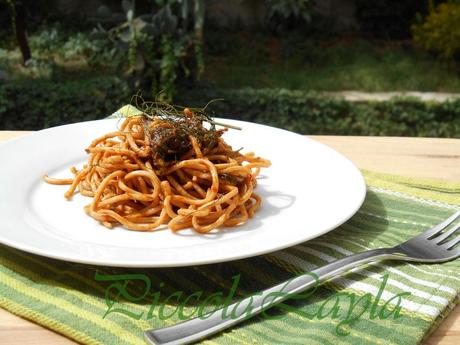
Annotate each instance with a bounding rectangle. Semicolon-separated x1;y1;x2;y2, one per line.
144;210;460;345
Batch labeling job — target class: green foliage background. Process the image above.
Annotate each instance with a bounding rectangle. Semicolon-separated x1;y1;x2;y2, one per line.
2;80;459;138
178;88;460;137
412;0;460;59
0;77;129;129
1;0;460;137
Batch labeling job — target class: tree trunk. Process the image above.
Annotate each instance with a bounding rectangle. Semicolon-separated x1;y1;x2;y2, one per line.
12;1;31;65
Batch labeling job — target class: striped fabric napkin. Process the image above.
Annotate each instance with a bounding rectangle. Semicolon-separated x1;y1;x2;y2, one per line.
1;171;459;345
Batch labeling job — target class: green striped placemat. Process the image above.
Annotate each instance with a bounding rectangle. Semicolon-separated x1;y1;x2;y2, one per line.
1;171;459;345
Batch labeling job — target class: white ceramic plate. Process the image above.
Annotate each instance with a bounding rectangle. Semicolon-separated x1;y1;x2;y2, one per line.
0;119;365;267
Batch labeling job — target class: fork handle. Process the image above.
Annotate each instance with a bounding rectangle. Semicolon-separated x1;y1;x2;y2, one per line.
144;248;396;345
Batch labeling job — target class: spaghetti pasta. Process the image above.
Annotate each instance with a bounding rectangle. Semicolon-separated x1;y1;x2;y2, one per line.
44;109;270;233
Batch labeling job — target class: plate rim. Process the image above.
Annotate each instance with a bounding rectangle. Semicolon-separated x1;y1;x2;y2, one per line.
0;118;366;267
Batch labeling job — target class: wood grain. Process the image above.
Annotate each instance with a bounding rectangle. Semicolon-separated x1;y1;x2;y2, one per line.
0;131;458;345
0;308;74;345
311;136;460;181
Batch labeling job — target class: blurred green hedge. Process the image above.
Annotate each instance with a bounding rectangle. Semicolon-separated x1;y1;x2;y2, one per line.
0;76;130;130
1;81;460;137
178;87;460;137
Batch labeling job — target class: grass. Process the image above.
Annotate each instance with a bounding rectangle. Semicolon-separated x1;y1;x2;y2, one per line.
203;33;460;92
3;29;460;93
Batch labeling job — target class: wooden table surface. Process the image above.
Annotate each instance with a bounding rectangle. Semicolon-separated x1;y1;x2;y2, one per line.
0;131;459;344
